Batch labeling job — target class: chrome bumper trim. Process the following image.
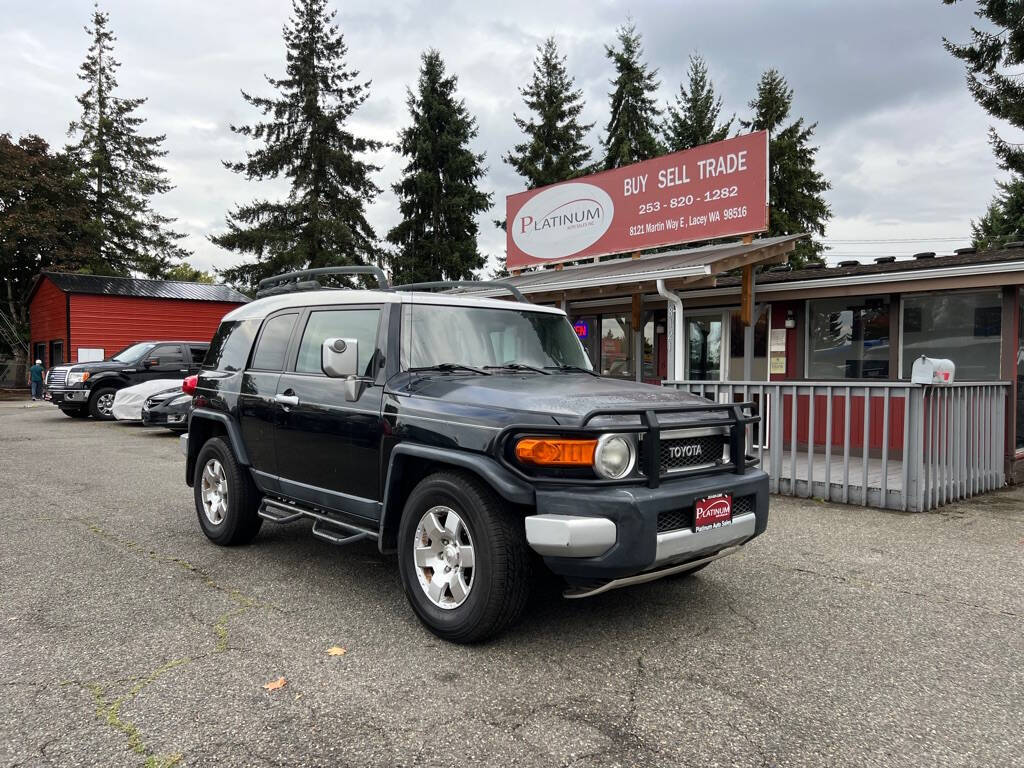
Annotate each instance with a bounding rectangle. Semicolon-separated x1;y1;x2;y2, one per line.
654;512;756;565
525;514;617;558
563;545;744;599
179;433;189;457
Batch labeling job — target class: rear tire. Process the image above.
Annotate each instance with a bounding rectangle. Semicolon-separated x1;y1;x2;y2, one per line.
61;407;89;419
88;386;118;420
193;437;262;545
397;471;530;643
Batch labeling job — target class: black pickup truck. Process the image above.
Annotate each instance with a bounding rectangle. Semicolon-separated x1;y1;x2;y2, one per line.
182;267;769;642
46;341;209;420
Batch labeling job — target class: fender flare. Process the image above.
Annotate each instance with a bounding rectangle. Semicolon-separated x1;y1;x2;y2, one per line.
86;372;127;390
187;408;251;467
378;443;536;553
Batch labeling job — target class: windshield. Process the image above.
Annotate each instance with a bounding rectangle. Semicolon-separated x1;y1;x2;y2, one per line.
407;304;591;371
110;342;154;363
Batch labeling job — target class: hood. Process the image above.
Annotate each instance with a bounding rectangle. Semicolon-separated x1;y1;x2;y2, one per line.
64;360;127;373
393;372;716;425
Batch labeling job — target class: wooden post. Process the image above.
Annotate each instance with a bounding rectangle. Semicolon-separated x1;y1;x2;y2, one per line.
741;264;754;327
631;292;643;331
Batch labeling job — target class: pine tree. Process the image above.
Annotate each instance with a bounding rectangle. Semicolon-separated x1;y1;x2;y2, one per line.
971;177;1024;249
212;0;382;292
67;5;190;277
602;22;663;170
663;55;733;151
740;69;831;266
497;37;593;277
505;37;593;188
386;50;491;285
943;0;1024;175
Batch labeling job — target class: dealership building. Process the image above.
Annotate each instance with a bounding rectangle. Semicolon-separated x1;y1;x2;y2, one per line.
472;237;1024;510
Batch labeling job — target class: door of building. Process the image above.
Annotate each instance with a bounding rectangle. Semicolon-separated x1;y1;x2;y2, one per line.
686;314;724;381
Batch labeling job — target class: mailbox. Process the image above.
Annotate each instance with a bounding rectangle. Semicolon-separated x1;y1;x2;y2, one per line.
911;356;955;385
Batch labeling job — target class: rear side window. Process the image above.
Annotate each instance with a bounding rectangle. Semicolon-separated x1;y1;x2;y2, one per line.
203;320;259;372
188;345;207;363
295;308;380;376
250;314;298;371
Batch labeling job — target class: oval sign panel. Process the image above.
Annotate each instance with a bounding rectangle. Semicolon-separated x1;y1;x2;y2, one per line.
510;182;615;260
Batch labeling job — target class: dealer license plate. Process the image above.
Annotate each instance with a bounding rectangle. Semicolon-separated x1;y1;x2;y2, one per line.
694;493;732;531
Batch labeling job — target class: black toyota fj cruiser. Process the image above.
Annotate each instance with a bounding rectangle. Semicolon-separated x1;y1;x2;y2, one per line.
46;341;210;420
182;267;768;642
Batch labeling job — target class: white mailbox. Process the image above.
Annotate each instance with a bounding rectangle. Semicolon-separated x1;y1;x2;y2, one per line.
911;356;955;385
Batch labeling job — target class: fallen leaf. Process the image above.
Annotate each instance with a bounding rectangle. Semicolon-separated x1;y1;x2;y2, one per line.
263;676;287;691
326;646;347;657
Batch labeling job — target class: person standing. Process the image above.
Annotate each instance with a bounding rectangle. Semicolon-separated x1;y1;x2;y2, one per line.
29;359;45;401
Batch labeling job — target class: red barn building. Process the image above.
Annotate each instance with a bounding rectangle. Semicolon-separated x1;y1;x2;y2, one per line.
27;272;249;366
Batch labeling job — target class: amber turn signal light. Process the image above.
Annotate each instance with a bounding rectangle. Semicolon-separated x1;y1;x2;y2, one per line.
515;437;597;466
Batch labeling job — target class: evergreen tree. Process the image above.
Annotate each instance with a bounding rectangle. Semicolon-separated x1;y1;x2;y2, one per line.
505;37;593;188
386;50;491;285
67;6;190;277
1;134;95;333
663;54;733;151
971;177;1024;249
943;0;1024;175
602;22;663;170
212;0;383;292
740;69;831;266
498;37;593;277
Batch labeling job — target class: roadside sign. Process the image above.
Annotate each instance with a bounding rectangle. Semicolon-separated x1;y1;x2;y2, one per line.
506;131;769;270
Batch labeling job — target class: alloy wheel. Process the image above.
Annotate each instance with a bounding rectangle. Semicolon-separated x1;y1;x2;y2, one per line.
201;458;229;525
412;505;476;609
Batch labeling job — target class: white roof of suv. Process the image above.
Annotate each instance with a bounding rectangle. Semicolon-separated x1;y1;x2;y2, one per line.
222;289;567;322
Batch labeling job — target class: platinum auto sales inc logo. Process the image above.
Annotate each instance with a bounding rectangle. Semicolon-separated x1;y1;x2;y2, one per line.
511;182;614;260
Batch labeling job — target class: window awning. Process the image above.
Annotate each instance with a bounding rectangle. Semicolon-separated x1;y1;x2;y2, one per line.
471;234;805;302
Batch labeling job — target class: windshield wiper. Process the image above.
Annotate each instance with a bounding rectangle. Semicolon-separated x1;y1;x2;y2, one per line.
544;365;600;377
483;364;551;375
408;363;492;376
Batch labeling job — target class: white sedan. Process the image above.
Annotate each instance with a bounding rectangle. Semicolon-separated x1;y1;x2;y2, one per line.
111;379;184;421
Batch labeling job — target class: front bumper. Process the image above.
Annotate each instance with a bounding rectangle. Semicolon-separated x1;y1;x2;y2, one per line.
525;468;769;583
141;405;188;429
47;388;89;406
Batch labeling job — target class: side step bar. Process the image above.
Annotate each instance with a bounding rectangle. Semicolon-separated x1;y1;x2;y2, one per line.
258;498;378;547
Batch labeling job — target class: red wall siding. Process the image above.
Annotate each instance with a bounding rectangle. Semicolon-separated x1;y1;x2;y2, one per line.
69;295;242;362
29;277;68;366
769;301;801;381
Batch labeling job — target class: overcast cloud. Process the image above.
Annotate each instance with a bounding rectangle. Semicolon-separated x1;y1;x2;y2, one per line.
0;0;1012;274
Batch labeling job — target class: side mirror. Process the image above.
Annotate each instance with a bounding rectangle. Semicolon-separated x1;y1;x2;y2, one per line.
144;358;159;368
322;338;359;378
322;337;368;402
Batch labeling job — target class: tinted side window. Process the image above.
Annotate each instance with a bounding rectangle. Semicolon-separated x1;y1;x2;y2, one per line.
151;344;184;364
188;345;207;363
203;320;259;372
296;309;380;376
250;314;298;371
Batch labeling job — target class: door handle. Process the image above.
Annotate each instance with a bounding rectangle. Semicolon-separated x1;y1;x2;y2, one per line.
274;393;300;407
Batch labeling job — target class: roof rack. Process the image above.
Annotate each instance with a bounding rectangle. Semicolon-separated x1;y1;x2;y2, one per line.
256;266;390;298
392;280;530;304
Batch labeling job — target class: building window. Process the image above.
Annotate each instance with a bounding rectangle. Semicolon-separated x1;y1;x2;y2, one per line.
901;290;1002;380
49;340;64;366
600;315;632;378
33;342;46;367
807;296;890;379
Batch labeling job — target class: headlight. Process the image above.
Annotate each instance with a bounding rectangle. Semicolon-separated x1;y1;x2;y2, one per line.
66;371;90;385
593;434;636;479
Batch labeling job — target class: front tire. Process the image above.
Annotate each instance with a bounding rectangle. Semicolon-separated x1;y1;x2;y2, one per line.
397;471;530;643
193;437;262;545
88;386;118;420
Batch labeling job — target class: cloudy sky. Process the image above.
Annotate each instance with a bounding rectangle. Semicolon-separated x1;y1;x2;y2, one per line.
0;0;1012;275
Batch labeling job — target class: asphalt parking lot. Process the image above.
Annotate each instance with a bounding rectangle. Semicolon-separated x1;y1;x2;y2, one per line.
1;401;1021;768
